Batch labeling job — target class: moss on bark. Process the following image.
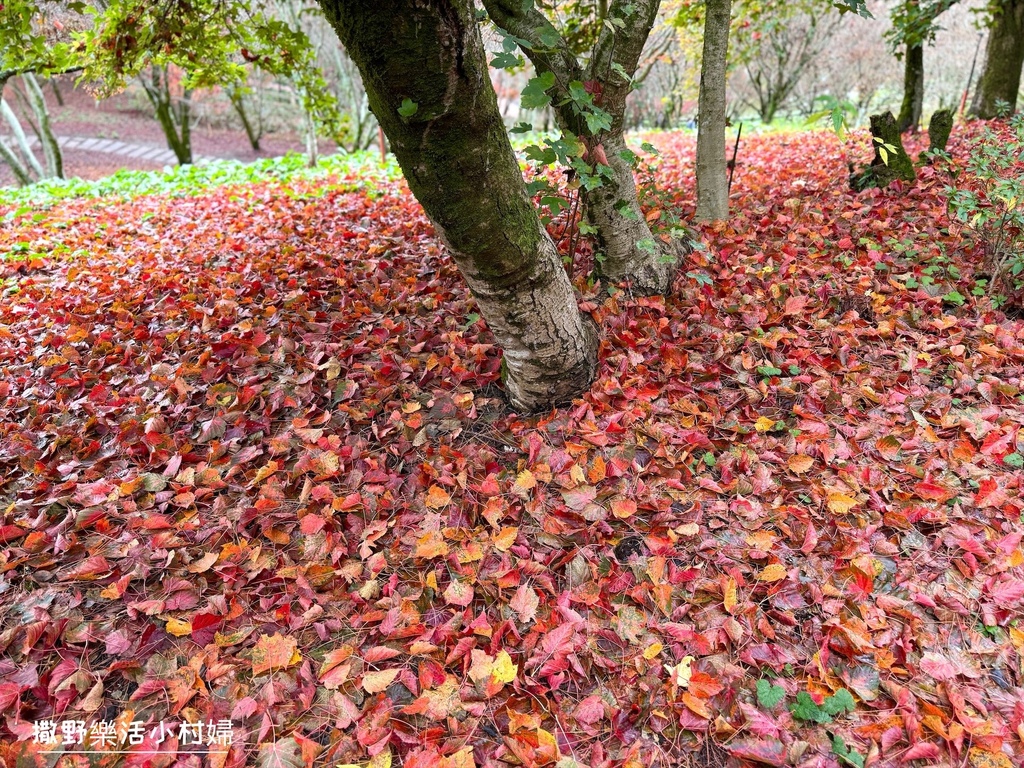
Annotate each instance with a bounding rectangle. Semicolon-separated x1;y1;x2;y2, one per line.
851;111;917;192
970;0;1024;118
897;44;924;133
317;0;598;410
927;108;953;153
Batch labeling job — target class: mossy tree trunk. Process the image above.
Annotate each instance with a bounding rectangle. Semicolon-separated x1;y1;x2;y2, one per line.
927;108;953;152
897;43;924;132
481;0;685;296
695;0;732;222
851;111;917;191
140;66;193;165
23;73;62;178
316;0;598;411
970;0;1024;118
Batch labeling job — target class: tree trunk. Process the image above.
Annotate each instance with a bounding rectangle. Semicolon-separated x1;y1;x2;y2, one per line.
696;0;732;222
482;0;684;296
970;0;1024;118
142;67;193;165
850;111;917;191
585;129;682;293
927;108;953;153
316;0;598;411
228;87;262;151
0;96;44;179
24;73;63;178
897;43;924;132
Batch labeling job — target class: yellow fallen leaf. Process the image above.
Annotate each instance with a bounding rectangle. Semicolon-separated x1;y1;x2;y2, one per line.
664;655;694;687
611;497;637;519
251;633;300;675
362;668;400;694
827;492;858;515
787;454;814;474
491;650;517;684
723;576;738;614
166;618;192;637
643;642;664;660
512;469;536;496
680;691;712;719
425;485;451;509
754;416;776;433
369;751;393;768
413;530;449;559
758;563;788;582
493;526;518;551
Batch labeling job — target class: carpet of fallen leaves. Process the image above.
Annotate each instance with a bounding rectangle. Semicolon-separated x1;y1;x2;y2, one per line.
1;123;1024;768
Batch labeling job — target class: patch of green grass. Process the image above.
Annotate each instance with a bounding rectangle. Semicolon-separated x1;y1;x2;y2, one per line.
0;151;402;209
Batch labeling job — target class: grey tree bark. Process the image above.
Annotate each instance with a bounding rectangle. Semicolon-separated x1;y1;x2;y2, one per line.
969;0;1024;118
315;0;599;411
695;0;732;222
482;0;685;296
23;73;62;178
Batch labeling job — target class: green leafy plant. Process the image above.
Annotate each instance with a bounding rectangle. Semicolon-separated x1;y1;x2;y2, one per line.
756;679;786;710
0;152;399;209
941;114;1024;307
790;688;856;723
829;733;866;768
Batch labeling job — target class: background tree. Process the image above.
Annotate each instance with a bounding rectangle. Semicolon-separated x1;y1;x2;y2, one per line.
887;0;959;132
139;65;194;164
0;73;63;185
969;0;1024;117
482;0;686;296
695;0;731;222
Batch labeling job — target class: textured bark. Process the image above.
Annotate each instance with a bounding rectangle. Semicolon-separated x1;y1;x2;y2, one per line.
695;0;732;222
316;0;598;411
141;67;193;165
586;129;682;293
927;108;953;152
851;111;917;191
24;73;62;178
897;43;924;132
970;0;1024;118
0;96;44;179
482;0;684;295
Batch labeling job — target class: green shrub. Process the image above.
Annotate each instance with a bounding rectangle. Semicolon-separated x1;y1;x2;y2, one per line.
942;115;1024;307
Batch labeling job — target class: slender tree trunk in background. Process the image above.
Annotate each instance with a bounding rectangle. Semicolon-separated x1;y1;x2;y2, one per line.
50;77;64;106
0;97;44;179
970;0;1024;117
482;0;685;296
228;87;262;151
142;67;193;165
316;0;598;411
897;43;924;131
696;0;731;222
24;72;63;178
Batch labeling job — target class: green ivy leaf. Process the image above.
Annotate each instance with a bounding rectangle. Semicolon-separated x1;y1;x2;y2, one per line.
791;691;829;723
823;688;856;716
490;51;523;69
397;98;418;117
756;679;786;710
521;72;556;109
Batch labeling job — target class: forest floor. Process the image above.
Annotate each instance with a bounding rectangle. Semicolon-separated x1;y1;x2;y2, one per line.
0;77;320;188
1;122;1023;768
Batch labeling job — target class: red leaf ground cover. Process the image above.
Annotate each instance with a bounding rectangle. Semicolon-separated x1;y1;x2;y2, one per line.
1;125;1023;768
